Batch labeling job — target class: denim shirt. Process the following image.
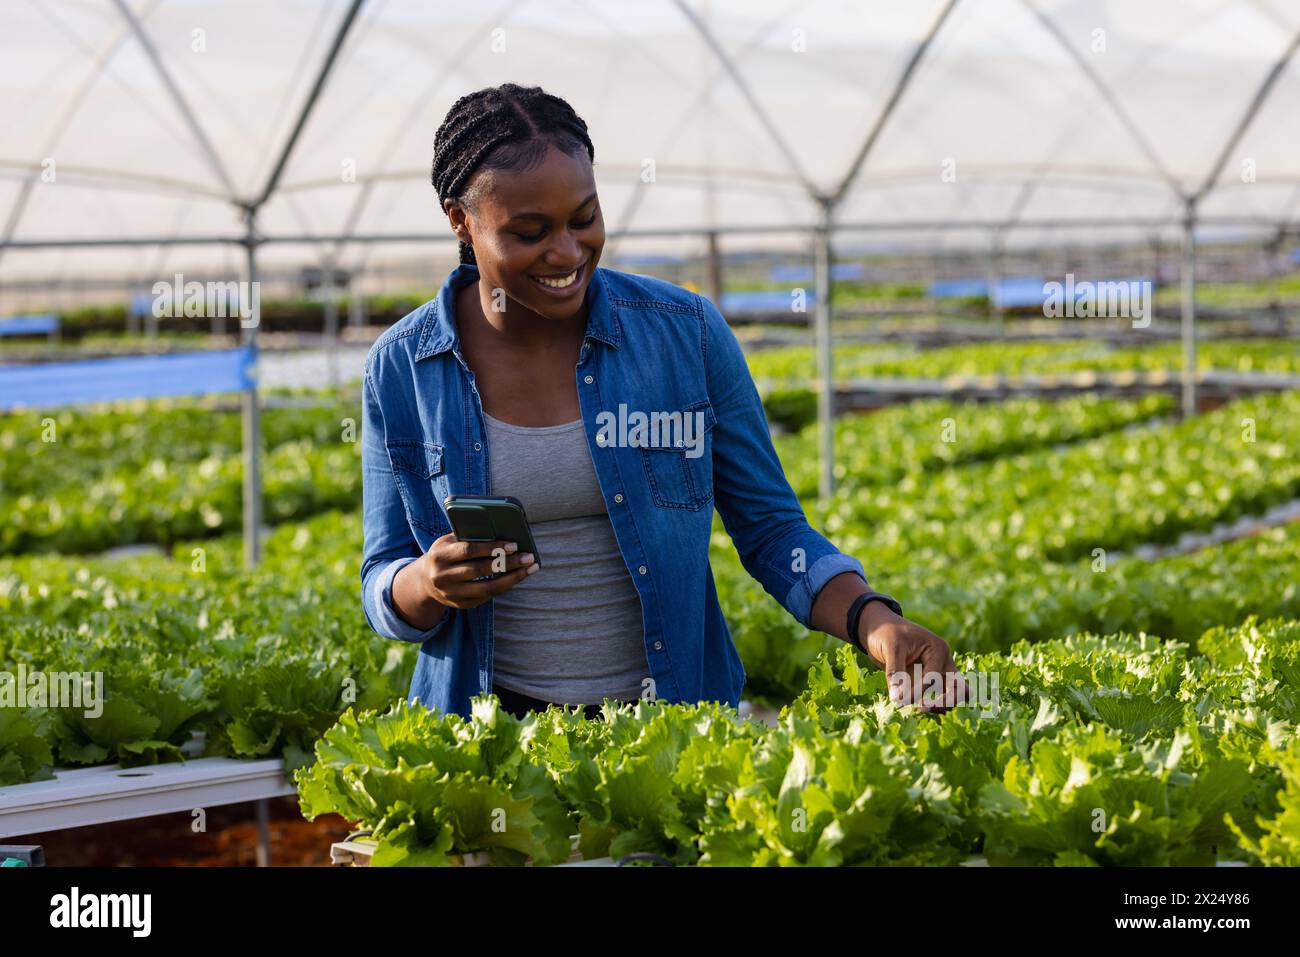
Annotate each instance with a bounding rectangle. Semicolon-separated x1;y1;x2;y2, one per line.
360;262;868;717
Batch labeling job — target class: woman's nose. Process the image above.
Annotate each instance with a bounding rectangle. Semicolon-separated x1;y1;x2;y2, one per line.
548;230;583;264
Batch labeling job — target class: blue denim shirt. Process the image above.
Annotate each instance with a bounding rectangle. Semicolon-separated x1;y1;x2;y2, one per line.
360;263;867;717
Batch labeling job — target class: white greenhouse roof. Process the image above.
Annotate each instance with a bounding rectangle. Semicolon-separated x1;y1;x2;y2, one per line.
2;0;1300;288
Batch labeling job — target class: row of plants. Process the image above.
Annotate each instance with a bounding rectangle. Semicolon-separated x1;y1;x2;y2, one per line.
1151;272;1300;307
774;392;1172;497
1;438;361;556
0;511;414;785
715;388;1299;702
746;337;1300;385
1;391;360;495
294;616;1300;866
2;389;1294;785
720;522;1300;704
0;388;1168;556
4;482;1297;788
21;293;433;339
793;387;1299;570
0;393;361;554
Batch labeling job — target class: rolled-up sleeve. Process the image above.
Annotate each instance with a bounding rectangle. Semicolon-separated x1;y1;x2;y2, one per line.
360;366;452;643
701;295;868;629
366;556;453;644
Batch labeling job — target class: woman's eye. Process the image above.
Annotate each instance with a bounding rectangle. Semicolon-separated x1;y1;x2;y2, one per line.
514;211;597;242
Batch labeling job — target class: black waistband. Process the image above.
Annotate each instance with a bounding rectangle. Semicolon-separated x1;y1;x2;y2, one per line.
491;682;608;721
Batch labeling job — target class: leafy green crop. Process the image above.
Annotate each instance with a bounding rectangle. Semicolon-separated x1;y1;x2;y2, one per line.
775;392;1173;498
298;697;575;866
292;617;1300;866
0;510;414;781
747;337;1300;386
3;384;1298;813
0;394;361;555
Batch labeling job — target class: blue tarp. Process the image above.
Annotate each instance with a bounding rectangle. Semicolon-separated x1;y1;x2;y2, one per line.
129;293;156;317
927;277;1153;309
0;348;254;411
928;278;988;299
720;290;817;313
991;276;1050;308
0;314;59;337
769;264;866;283
996;275;1153;309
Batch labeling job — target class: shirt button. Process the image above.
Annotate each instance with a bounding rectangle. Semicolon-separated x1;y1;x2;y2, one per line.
583;375;594;384
613;493;623;504
653;641;663;651
638;565;647;575
473;442;482;451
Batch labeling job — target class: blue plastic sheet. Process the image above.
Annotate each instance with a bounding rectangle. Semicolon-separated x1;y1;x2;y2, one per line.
997;275;1153;309
129;293;156;317
0;314;59;336
927;277;1153;309
769;264;866;283
0;347;254;411
990;276;1050;308
720;289;817;313
928;278;988;299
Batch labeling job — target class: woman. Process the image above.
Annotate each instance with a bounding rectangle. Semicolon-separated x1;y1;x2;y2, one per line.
361;83;962;721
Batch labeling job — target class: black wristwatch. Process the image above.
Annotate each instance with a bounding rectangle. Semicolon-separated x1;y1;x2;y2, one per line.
846;590;902;654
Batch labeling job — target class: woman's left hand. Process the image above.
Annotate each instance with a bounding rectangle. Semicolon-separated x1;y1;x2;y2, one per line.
858;602;968;713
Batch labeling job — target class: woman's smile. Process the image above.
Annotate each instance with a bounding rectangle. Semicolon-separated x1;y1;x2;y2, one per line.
528;260;587;296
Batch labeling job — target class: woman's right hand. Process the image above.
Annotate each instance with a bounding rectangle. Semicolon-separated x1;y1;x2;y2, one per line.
413;535;538;610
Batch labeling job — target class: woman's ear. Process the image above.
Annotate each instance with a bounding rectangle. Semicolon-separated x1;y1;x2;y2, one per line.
444;199;469;240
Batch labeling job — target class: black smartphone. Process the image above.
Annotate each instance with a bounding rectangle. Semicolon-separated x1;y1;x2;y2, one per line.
443;495;541;568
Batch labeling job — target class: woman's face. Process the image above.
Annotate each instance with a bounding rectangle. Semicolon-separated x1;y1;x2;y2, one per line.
448;143;604;320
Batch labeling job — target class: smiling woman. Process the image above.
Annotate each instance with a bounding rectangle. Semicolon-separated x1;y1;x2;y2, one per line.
361;82;962;721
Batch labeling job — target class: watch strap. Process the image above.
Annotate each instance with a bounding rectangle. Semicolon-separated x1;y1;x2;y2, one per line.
846;591;902;653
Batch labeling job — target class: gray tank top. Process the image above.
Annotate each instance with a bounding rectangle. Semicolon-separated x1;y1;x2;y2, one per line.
483;410;650;705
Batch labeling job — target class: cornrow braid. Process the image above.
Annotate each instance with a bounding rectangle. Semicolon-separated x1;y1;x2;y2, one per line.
431;83;595;265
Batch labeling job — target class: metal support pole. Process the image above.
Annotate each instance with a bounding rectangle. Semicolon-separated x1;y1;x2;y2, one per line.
926;249;939;320
987;230;1003;336
1149;235;1161;325
813;197;835;499
323;263;339;389
255;798;271;867
1180;203;1197;418
348;286;366;329
1269;231;1286;334
242;212;263;568
705;231;723;308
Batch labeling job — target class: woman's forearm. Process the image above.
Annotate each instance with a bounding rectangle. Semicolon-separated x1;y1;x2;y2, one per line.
391;558;449;631
808;570;872;644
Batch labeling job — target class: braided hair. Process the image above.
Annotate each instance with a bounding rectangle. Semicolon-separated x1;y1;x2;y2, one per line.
432;83;595;265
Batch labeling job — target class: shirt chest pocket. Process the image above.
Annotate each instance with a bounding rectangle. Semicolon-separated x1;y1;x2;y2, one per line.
640;399;716;511
386;440;451;534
